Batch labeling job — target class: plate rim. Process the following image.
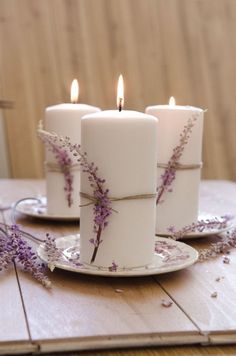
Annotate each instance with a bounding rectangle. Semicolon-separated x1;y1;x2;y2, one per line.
15;197;79;221
156;212;234;239
37;235;199;277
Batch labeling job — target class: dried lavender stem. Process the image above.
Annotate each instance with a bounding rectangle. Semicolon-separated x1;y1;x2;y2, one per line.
90;225;102;263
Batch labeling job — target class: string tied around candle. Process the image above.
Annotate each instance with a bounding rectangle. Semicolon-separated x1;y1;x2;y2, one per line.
79;192;156;209
157;162;203;170
44;162;80;174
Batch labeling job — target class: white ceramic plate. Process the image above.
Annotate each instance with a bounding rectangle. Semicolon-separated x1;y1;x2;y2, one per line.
156;212;234;239
14;197;79;221
37;234;198;277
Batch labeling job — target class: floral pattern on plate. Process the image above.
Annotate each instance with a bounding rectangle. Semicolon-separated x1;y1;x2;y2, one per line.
37;235;198;277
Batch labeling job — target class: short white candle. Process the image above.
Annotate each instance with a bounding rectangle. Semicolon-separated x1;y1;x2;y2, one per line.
45;80;100;216
80;76;158;268
146;98;204;233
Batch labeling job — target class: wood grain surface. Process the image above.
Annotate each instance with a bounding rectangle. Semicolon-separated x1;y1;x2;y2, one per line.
66;345;236;356
2;182;202;353
157;181;236;335
1;179;236;355
0;0;236;180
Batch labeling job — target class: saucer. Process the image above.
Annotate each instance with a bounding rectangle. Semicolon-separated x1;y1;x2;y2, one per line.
156;212;234;239
37;234;198;277
14;197;79;221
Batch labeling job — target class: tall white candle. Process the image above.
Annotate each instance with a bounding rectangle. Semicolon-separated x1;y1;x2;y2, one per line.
45;80;100;216
80;76;158;268
146;98;204;233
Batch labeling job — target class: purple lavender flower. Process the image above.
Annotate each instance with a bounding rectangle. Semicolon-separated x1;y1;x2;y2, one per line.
156;115;197;205
39;131;74;207
108;261;118;272
168;215;231;240
43;233;62;271
198;228;236;261
0;224;51;288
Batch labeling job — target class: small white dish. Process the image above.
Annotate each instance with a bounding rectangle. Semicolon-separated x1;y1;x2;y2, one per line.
156;212;234;239
37;235;198;277
14;197;79;221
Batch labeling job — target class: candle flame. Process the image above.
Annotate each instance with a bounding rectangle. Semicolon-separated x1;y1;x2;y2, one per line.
117;74;124;111
169;96;176;106
71;79;79;103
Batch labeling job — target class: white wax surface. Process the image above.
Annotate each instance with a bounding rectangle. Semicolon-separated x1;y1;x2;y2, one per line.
45;103;101;216
146;105;204;232
80;110;158;268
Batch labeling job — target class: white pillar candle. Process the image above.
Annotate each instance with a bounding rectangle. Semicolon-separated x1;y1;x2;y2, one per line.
80;77;158;268
146;99;204;234
45;80;100;216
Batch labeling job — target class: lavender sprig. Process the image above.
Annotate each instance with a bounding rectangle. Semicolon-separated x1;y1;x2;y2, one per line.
167;215;231;240
156;115;197;205
78;154;112;263
38;129;112;264
198;228;236;261
0;224;51;288
40;130;74;207
43;233;61;271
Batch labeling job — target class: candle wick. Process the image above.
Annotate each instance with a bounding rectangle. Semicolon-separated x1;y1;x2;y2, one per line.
118;98;122;112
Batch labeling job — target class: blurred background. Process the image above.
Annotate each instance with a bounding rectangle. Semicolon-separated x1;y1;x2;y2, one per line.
0;0;235;180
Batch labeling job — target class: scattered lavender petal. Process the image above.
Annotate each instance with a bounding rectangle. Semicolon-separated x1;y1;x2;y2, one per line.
108;261;118;272
115;289;124;293
223;256;230;264
211;292;218;298
161;299;173;307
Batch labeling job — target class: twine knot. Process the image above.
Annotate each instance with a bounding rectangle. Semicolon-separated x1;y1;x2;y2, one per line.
44;162;80;174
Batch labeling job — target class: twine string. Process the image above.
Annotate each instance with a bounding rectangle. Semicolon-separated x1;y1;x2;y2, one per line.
79;192;156;207
157;162;203;170
44;162;80;173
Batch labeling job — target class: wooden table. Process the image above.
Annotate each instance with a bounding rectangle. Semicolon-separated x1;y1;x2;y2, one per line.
1;179;236;356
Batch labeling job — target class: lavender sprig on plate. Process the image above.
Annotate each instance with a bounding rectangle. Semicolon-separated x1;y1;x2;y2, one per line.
198;228;236;261
167;215;231;240
43;233;62;271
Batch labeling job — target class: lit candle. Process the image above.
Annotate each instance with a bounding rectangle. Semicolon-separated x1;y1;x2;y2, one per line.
79;75;158;268
45;80;100;216
146;98;204;233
